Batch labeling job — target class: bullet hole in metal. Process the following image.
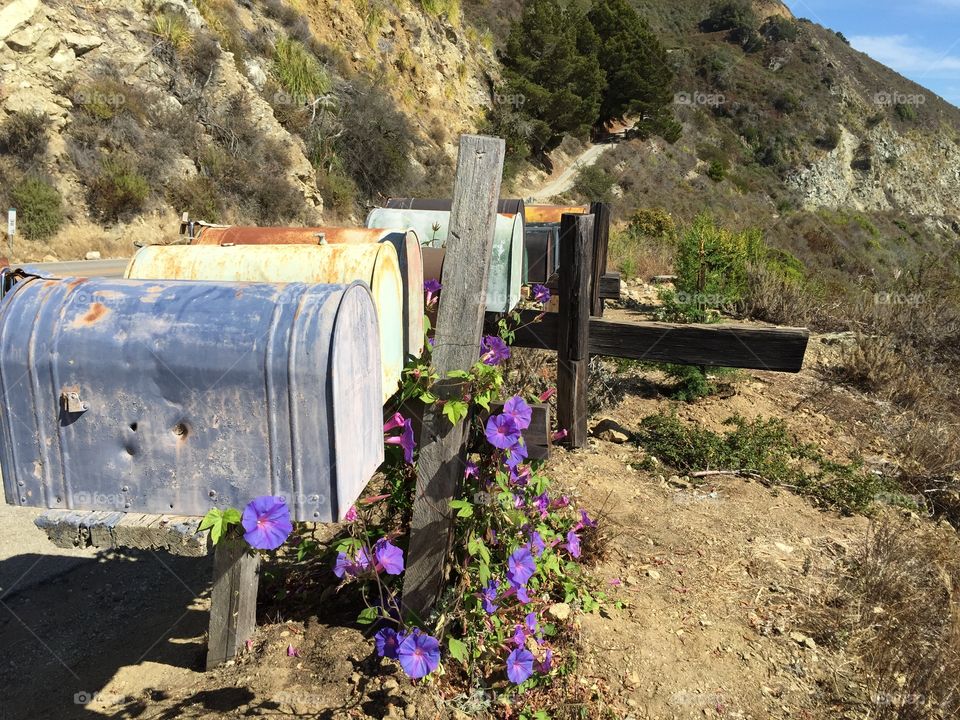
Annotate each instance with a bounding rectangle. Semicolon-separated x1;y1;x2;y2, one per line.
173;423;188;438
129;422;138;432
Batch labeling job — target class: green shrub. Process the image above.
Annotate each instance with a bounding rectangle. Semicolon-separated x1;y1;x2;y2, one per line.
0;111;49;170
628;207;676;240
273;38;329;100
636;413;890;514
333;79;414;199
166;175;222;222
89;157;149;221
315;163;358;217
760;16;798;42
707;159;726;182
152;12;193;51
815;125;842;151
572;164;616;202
10;176;63;240
701;1;757;33
894;102;918;122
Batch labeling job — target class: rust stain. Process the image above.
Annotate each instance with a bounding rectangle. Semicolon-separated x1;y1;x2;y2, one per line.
524;205;589;224
192;225;393;247
75;302;109;326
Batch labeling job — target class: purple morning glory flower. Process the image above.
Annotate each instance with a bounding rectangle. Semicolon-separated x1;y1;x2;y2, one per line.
241;496;293;550
577;509;597;530
344;505;357;523
529;531;546;557
503;396;532;431
533;493;549;519
539;387;556;402
424;280;441;307
505;439;528;469
374;539;405;575
552;495;570;509
383;412;405;433
485;413;521;450
512;624;527;647
480;335;511;366
464;461;478;479
506;648;535;684
566;530;581;559
507;547;536;587
397;630;441;679
333;552;352;578
515;583;531;604
385;418;416;464
531;284;551;305
481;580;499;614
375;628;403;659
536;648;553;673
525;612;538;634
510;464;531;486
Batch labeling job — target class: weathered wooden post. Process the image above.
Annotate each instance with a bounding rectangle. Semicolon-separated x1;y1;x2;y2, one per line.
557;213;594;449
403;135;505;619
589;201;611;317
206;537;260;669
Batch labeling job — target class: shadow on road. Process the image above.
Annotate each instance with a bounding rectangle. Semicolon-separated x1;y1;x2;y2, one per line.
0;548;211;720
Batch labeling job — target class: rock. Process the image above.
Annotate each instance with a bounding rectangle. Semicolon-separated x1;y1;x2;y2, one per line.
84;251;101;260
645;568;661;580
667;475;691;489
41;254;58;262
789;631;816;649
244;58;267;89
5;22;44;51
547;602;571;621
62;31;103;56
404;703;417;719
592;417;631;443
382;677;399;691
0;0;40;42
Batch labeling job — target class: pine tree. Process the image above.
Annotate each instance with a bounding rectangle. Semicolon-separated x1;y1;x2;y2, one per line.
586;0;675;126
498;0;605;156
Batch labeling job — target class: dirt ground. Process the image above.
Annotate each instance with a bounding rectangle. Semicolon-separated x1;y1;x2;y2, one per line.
0;294;908;720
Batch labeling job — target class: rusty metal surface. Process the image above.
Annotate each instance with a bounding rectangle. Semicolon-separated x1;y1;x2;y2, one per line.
365;208;524;313
384;197;525;216
0;277;383;521
524;205;589;225
125;243;406;401
189;226;424;360
192;225;392;246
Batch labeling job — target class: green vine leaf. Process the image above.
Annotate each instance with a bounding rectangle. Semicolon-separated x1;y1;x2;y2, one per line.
199;507;241;545
443;399;469;425
447;637;468;663
450;499;474;518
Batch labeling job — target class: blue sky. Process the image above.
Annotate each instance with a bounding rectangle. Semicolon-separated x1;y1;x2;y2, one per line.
783;0;960;107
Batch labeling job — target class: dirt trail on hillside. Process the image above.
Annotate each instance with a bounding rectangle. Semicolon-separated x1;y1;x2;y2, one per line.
528;143;613;202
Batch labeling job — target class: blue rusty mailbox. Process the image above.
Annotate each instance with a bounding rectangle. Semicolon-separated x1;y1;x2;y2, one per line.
0;275;384;522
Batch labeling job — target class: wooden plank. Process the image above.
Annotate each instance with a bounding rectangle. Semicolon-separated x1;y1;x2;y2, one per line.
599;272;620;299
556;214;594;449
508;311;810;372
402;135;505;620
34;510;210;556
546;272;619;300
589;202;611;317
206;537;260;670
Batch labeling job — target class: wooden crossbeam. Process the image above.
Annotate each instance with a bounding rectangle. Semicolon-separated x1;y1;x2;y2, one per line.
546;271;620;300
505;311;809;373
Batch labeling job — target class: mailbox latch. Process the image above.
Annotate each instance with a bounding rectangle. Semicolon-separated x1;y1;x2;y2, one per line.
60;388;88;414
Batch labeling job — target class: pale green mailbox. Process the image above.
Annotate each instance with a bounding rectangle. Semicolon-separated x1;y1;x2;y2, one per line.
366;208;524;313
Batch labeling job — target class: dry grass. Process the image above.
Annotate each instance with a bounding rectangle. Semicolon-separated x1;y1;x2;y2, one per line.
806;516;960;719
607;227;674;280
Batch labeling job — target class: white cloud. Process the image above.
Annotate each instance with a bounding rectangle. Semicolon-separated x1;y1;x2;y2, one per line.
849;34;960;77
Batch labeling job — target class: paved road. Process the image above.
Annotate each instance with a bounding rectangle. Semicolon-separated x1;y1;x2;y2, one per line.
16;258;130;277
